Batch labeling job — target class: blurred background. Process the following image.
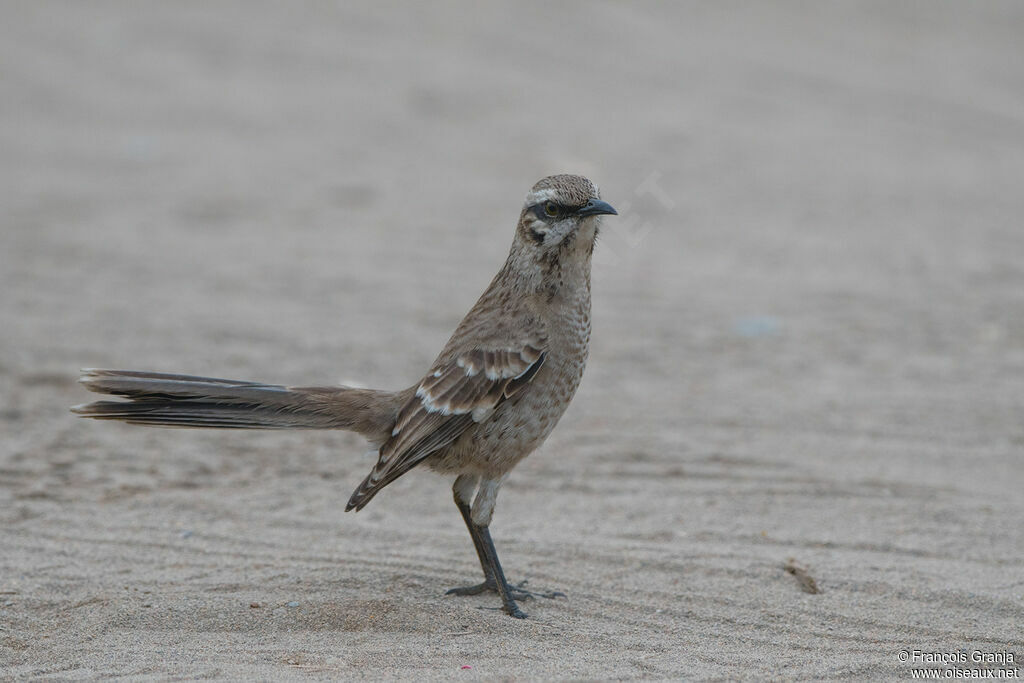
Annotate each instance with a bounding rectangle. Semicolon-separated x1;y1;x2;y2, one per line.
2;2;1022;678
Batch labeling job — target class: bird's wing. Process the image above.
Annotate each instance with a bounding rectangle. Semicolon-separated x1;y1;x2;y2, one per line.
345;335;547;511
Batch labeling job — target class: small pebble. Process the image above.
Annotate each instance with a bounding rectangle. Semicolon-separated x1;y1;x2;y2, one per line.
250;602;261;609
286;601;300;608
180;530;194;539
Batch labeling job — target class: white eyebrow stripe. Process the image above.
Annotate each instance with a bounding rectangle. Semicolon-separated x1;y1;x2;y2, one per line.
524;188;559;204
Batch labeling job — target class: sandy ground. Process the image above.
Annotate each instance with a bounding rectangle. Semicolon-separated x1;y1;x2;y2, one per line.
2;2;1023;680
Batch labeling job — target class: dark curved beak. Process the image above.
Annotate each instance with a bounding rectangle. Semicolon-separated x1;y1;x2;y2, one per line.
576;199;617;217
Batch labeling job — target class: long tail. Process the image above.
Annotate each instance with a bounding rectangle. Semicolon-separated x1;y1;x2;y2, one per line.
73;369;403;441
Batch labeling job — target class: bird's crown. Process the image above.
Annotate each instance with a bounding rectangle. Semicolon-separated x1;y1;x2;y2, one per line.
524;174;599;210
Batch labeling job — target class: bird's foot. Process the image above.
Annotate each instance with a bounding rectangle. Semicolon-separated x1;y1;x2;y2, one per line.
503;602;528;619
445;578;565;602
445;581;494;597
507;579;566;601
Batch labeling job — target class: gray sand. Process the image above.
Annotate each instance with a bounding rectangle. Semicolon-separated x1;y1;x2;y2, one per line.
2;2;1022;679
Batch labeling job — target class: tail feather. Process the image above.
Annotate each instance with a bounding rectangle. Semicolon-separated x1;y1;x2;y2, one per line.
73;369;405;440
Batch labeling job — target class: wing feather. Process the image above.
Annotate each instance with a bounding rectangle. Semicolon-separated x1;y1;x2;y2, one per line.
345;340;547;511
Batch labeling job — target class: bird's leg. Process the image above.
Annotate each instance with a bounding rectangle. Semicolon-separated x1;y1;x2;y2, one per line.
445;474;496;595
445;476;564;618
474;521;528;618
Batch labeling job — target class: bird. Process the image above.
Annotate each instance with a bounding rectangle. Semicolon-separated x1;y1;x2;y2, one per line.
73;174;617;619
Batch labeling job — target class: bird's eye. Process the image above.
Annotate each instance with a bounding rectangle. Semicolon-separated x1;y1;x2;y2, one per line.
544;201;560;218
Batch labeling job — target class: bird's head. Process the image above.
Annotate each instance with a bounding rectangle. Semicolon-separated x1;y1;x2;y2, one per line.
517;175;617;254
